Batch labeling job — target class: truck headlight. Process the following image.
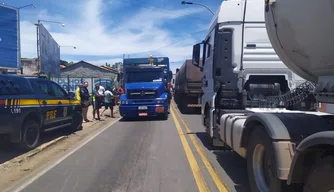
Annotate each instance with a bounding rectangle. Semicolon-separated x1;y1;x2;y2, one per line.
121;100;128;104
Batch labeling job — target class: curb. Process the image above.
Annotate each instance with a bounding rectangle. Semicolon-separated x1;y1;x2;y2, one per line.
0;136;68;168
26;136;68;158
0;110;120;169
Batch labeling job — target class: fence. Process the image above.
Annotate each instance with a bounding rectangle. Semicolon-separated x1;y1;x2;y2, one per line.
51;76;117;94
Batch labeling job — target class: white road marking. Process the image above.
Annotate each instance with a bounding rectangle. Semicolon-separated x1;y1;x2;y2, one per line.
6;118;120;192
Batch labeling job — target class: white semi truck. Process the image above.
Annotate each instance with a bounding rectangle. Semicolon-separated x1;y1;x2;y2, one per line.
192;0;334;191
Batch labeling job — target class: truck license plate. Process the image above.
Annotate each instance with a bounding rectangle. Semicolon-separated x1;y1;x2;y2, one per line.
138;113;148;116
138;106;148;110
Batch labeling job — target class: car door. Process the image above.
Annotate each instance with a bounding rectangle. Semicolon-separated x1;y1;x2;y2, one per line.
48;81;72;125
34;80;58;129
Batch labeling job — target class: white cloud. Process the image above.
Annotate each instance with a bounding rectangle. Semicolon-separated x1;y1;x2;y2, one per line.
19;0;206;64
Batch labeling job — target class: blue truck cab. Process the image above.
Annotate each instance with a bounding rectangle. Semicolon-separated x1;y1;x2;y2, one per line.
119;57;172;120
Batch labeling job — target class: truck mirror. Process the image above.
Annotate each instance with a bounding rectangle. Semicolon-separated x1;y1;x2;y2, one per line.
117;74;120;82
176;68;180;73
192;43;201;66
168;71;173;81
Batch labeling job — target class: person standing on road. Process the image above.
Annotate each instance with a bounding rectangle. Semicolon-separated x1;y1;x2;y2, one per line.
100;86;115;118
113;85;120;105
80;81;91;123
92;85;104;120
98;84;105;95
118;86;124;95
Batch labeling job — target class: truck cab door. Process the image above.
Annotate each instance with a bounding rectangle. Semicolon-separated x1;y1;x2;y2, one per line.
201;33;215;104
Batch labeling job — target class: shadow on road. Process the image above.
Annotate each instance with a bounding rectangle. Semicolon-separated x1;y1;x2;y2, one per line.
195;132;250;192
118;116;167;122
0;128;76;165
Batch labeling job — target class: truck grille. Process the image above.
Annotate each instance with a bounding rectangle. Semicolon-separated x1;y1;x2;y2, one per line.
127;89;157;99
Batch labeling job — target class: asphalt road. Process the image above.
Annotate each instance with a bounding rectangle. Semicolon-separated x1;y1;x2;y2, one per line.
15;103;250;192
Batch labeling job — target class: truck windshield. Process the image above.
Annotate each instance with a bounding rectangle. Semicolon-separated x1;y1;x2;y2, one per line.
126;71;163;83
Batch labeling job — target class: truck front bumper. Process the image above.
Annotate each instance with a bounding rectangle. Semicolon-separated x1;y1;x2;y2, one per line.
119;104;169;118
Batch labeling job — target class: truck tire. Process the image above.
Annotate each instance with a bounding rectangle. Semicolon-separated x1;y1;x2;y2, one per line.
180;98;188;113
20;120;40;151
247;126;284;192
303;155;334;192
161;113;168;120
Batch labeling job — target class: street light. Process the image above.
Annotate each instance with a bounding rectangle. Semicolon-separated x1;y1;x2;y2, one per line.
35;19;65;73
37;19;65;27
18;4;35;9
60;46;76;49
13;4;36;74
181;1;214;15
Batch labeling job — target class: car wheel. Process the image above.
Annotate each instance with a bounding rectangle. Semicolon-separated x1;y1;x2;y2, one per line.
20;120;40;151
70;111;83;132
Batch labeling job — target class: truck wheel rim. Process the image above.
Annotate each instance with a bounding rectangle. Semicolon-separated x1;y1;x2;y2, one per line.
253;144;270;192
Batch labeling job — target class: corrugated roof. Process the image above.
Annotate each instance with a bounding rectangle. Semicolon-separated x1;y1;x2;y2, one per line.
61;60;119;74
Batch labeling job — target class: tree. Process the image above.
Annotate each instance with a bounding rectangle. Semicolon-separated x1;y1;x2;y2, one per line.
60;60;69;65
112;62;122;70
105;62;111;67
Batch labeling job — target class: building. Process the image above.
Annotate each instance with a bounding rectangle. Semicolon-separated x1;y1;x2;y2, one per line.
21;58;38;75
53;60;119;93
59;60;118;78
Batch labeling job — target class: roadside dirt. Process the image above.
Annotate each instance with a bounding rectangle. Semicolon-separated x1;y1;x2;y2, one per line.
0;106;120;191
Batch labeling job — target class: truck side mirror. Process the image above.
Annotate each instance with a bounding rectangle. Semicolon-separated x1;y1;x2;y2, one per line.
176;68;179;73
117;74;120;82
192;43;201;66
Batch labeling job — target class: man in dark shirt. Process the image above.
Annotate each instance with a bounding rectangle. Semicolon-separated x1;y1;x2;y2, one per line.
80;81;91;122
92;85;104;120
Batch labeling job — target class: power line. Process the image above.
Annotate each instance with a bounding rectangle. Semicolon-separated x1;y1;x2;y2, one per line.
116;0;210;22
128;29;207;56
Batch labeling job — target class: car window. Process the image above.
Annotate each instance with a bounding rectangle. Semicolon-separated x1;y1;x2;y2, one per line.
36;81;55;97
50;82;67;98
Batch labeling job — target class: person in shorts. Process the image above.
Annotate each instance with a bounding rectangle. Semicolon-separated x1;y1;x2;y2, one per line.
92;85;104;120
100;86;115;118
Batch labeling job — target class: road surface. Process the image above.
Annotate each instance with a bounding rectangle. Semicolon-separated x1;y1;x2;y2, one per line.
13;104;249;192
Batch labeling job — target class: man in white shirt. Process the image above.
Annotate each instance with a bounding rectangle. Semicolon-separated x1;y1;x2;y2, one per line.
98;85;105;95
100;86;115;118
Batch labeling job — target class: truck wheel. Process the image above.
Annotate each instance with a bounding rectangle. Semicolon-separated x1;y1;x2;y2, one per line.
303;156;334;192
20;120;40;151
247;126;283;192
69;111;83;132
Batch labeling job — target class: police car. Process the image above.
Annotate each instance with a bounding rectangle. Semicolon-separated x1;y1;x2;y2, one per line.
0;74;83;150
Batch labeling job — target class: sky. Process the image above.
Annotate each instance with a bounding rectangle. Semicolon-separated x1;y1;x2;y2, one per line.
3;0;222;73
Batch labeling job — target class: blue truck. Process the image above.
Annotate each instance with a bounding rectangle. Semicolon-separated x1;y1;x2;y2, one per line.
119;56;172;120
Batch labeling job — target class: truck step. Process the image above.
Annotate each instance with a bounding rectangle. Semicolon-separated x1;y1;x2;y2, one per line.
187;104;201;107
213;137;227;147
